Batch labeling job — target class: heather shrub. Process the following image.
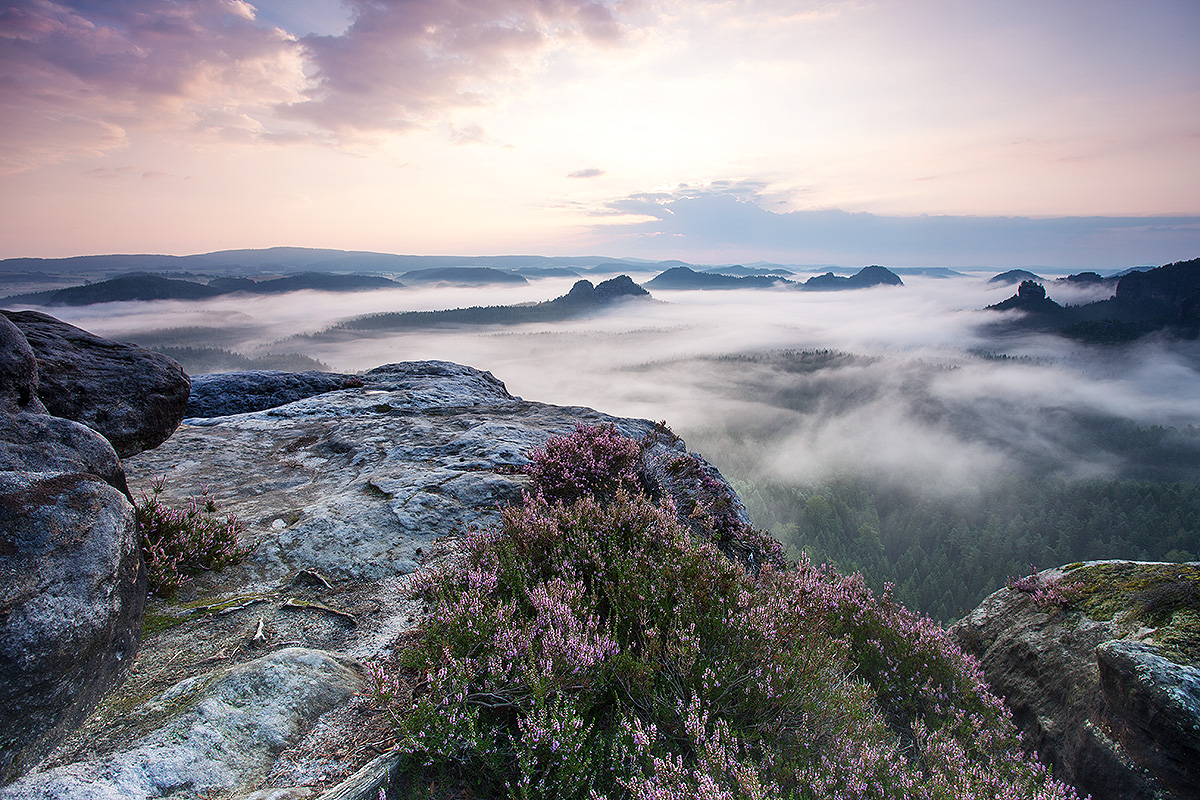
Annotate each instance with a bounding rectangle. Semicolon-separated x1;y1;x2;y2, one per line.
523;422;642;503
374;428;1080;799
135;477;250;596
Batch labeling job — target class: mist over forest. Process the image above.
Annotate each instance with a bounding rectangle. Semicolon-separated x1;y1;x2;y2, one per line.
7;261;1199;620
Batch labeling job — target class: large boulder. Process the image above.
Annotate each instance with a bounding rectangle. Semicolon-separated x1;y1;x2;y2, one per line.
0;471;143;784
0;412;128;496
951;560;1200;800
1;310;189;457
0;314;127;494
0;316;45;415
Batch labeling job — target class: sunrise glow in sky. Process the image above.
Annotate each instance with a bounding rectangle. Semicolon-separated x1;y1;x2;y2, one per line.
2;0;1198;266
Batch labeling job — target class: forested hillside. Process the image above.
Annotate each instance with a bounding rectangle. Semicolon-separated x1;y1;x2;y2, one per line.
737;476;1200;621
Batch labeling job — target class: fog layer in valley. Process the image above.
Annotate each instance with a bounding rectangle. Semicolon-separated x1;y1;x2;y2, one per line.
21;270;1200;496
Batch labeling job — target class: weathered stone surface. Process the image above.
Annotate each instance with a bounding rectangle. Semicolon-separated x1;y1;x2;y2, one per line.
1;310;189;457
186;371;360;419
0;648;361;800
0;472;142;785
1097;640;1200;799
0;316;46;415
0;412;128;496
9;360;751;798
950;562;1200;800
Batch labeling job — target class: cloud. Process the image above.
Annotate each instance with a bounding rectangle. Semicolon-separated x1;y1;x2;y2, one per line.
0;0;625;172
279;0;623;136
568;168;606;178
0;0;307;173
593;188;1200;268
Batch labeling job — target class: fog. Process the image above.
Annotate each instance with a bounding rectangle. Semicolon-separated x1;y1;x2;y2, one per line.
20;270;1200;500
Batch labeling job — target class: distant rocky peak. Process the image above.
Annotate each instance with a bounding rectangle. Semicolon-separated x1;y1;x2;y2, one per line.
560;275;648;305
1017;279;1047;301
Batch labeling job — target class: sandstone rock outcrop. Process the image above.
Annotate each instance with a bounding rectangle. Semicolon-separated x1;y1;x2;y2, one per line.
0;412;128;496
0;314;151;784
1;649;360;800
951;561;1200;800
0;472;143;784
2;359;750;799
0;316;45;415
1097;640;1200;799
2;310;189;457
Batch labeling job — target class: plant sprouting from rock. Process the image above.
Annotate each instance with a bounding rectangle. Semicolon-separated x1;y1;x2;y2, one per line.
136;476;250;596
523;422;642;503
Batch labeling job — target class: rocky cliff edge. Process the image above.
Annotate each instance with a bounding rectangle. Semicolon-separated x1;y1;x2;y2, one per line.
2;359;755;800
951;560;1200;800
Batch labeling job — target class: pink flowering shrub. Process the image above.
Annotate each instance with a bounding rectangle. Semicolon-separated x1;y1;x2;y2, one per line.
523;422;642;503
1007;569;1077;611
135;477;250;596
374;429;1082;799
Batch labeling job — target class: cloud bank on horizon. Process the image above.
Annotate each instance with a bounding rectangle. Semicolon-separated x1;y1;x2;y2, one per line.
1;0;1198;266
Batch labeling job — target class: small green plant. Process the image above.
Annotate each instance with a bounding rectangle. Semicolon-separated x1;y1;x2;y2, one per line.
136;476;250;597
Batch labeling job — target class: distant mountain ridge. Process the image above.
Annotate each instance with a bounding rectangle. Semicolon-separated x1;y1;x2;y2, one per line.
0;248;669;282
3;272;403;306
644;264;903;291
325;275;650;333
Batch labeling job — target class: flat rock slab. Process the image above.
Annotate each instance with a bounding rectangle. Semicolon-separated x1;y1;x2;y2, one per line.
135;361;656;585
1;648;361;800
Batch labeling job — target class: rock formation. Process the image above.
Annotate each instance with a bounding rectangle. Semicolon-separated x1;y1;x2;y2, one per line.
0;314;149;783
644;266;792;289
985;279;1065;314
0;473;143;785
325;274;651;332
951;561;1200;800
2;310;189;457
186;371;360;418
989;269;1043;285
0;314;128;493
980;258;1200;342
1;358;752;799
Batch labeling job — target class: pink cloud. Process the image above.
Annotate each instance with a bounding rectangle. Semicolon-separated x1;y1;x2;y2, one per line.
282;0;622;135
0;0;625;172
0;0;304;173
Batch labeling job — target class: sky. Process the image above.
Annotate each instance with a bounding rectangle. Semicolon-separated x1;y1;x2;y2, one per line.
2;0;1199;267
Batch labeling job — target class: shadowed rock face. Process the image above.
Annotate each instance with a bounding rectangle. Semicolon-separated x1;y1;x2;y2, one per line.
186;371;360;418
0;313;128;494
951;561;1200;800
0;316;45;415
1;310;189;458
0;472;143;785
1097;641;1200;800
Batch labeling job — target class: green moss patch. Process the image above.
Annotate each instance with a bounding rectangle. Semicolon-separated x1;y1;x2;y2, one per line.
1060;561;1200;664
